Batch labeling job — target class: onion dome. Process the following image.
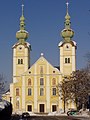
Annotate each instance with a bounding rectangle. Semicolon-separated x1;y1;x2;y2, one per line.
16;4;29;43
61;2;74;42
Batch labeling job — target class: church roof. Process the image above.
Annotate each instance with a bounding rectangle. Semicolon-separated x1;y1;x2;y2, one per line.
12;41;31;49
58;40;77;47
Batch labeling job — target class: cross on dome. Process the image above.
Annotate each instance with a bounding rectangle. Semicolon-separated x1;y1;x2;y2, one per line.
66;1;69;7
21;3;24;16
66;1;69;14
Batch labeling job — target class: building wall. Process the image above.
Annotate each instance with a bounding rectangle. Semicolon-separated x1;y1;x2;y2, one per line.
10;54;62;113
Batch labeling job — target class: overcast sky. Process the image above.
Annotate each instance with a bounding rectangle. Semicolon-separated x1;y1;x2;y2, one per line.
0;0;90;84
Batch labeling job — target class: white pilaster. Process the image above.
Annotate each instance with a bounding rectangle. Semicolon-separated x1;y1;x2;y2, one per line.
34;64;37;112
60;47;63;74
13;48;16;77
72;46;76;71
25;48;28;71
46;62;50;112
22;76;26;111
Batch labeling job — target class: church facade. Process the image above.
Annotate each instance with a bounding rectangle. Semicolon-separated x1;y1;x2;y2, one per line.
4;2;77;113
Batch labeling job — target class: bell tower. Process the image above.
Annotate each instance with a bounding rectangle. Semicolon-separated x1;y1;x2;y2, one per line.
58;2;77;76
12;3;31;83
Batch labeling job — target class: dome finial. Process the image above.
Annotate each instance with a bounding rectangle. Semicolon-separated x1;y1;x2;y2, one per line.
65;1;71;29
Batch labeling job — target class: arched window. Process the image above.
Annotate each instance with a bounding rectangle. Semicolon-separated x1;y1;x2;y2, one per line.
16;88;19;96
65;58;70;63
18;59;21;64
40;88;44;96
52;78;56;85
68;58;70;63
65;58;67;63
40;78;44;85
21;59;23;64
18;59;23;64
28;78;31;86
28;88;32;96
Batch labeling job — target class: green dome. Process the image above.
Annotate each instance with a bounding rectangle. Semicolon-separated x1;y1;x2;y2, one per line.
20;15;25;21
16;30;29;41
61;29;74;39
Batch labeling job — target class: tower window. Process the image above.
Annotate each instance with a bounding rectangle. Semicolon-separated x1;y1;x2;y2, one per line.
68;58;70;63
21;59;23;64
18;59;20;64
18;59;23;64
65;58;67;63
65;58;70;63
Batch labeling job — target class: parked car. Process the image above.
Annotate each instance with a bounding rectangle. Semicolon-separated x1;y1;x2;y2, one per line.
22;112;30;119
67;109;78;116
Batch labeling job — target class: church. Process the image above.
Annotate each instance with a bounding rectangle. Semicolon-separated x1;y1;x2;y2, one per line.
3;2;77;113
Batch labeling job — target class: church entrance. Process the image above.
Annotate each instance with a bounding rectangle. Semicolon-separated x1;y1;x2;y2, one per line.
39;104;44;113
52;105;57;112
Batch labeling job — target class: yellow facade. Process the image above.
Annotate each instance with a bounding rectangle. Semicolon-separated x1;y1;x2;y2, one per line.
11;52;62;113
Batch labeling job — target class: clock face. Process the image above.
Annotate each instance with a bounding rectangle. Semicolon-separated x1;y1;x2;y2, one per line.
66;45;69;49
17;45;24;51
64;43;71;50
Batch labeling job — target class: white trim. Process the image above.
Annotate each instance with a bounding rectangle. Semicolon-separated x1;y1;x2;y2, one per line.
34;64;37;112
72;47;76;71
13;48;16;77
46;62;50;112
60;47;63;74
22;76;26;111
25;48;29;71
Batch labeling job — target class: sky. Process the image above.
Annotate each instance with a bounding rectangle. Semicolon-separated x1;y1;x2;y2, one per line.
0;0;90;85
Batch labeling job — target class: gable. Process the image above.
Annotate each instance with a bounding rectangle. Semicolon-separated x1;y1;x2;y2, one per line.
22;55;61;76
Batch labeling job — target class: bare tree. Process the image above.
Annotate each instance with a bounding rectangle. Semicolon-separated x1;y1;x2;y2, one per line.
58;76;74;113
58;69;90;111
66;70;90;110
85;52;90;71
0;74;6;98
